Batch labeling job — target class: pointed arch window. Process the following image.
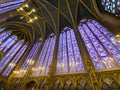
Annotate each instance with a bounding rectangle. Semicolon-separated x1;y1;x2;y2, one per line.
101;0;120;17
78;19;120;70
2;42;28;76
91;20;120;50
56;27;84;73
32;34;56;75
17;40;41;77
0;40;24;72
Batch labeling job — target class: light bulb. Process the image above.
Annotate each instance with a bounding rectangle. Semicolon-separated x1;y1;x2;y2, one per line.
25;4;29;8
32;9;36;12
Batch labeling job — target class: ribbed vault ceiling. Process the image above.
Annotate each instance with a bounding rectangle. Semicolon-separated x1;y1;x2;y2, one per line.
0;0;97;43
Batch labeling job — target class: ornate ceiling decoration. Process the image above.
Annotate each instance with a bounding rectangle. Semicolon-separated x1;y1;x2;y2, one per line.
0;0;101;43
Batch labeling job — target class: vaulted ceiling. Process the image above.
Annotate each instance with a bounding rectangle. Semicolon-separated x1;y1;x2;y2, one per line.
0;0;99;43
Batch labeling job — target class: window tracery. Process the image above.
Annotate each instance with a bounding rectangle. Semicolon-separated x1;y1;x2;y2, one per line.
56;27;84;73
2;42;28;76
0;35;17;52
32;34;56;75
17;40;41;77
0;40;24;72
78;19;120;70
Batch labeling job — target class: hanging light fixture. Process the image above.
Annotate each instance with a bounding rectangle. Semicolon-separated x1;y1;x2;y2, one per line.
17;3;38;23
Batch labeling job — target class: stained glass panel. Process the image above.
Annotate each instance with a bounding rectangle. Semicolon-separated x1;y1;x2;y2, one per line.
101;0;120;17
17;40;41;77
0;31;10;42
78;19;120;70
56;27;84;73
0;35;17;52
87;20;120;65
32;34;56;75
0;0;26;14
2;43;28;76
0;40;23;72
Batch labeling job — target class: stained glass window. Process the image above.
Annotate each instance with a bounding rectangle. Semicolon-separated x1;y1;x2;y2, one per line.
0;0;26;14
91;20;120;50
32;34;56;75
56;27;84;73
101;0;120;17
0;40;23;73
2;42;28;76
0;31;11;42
78;19;120;70
0;35;17;53
17;40;41;77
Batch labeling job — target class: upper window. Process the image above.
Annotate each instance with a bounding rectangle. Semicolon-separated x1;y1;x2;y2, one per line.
17;40;42;77
2;42;28;76
78;19;120;70
32;34;56;75
0;40;25;73
56;27;84;74
100;0;120;17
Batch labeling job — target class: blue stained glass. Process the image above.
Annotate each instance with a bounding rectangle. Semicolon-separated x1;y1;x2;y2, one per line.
42;38;54;74
0;0;25;8
56;27;84;73
17;40;41;77
0;32;10;42
56;33;64;73
87;21;120;65
78;19;120;70
0;35;17;52
32;35;56;75
0;40;23;72
0;3;21;14
91;20;120;50
45;37;56;73
41;38;53;74
67;30;76;72
34;39;50;75
0;0;26;14
62;32;68;73
82;24;116;68
78;26;105;69
101;0;120;17
70;29;84;71
32;39;48;75
2;43;28;76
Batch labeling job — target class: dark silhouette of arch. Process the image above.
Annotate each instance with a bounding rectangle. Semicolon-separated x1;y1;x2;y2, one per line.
111;82;119;90
101;83;110;90
77;84;84;90
57;84;62;90
70;83;75;90
84;84;92;90
43;84;49;90
64;84;69;90
25;81;37;90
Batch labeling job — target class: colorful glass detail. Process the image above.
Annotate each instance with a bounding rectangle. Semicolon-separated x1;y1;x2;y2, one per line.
56;27;84;73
